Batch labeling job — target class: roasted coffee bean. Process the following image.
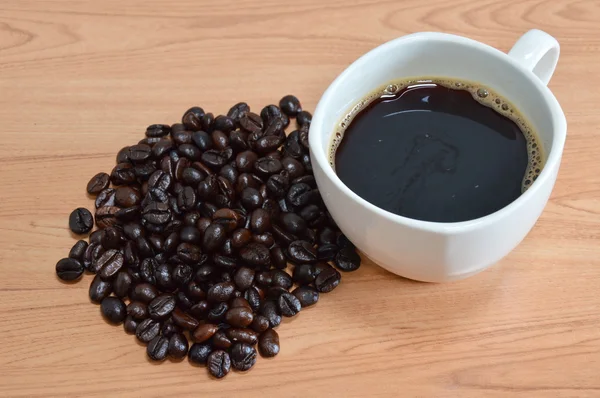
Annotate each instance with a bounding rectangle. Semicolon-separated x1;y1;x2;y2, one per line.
233;267;255;291
127;301;148;320
226;328;258;345
255;271;273;286
95;206;119;229
318;227;337;245
171;308;199;331
270;270;292;290
182;107;205;130
262;198;281;220
56;258;84;281
101;227;123;250
190;301;210;320
211;130;230;151
178;143;202;160
315;266;341;293
254;157;282;177
279;95;301;116
225;307;254;328
188;342;212;365
101;296;127;324
116;146;130;163
239;112;263;134
87;172;110;194
337;234;354;249
161;319;181;338
266;173;289;198
207;282;235;302
136;318;161;343
281;157;304;180
283;131;304;159
172;130;193;147
202;223;227;253
176;291;194;311
140;258;157;284
230;297;252;310
239;243;270;267
154;263;176;291
111;162;136;185
296;110;312;127
260;104;283;124
69;208;93;234
236;151;258;173
270;246;287;270
115;206;140;222
277;292;301;317
212;329;232;349
260;301;281;328
143;202;171;225
89;274;112;303
241;187;263;210
147;335;169;361
229;129;249;152
114;187;141;208
192;323;218;343
146;124;171;138
168;333;189;359
113;271;132;298
85;242;105;273
207;302;229;323
267;286;288;300
255;135;285;154
230;343;257;371
299;204;321;222
317;243;339;262
212;208;242;232
227;102;250;123
292;264;316;285
96;249;124;280
334;246;361;272
250;315;270;333
213;115;235;133
207;350;231;379
292;286;319;307
148;294;176;320
128;144;152;163
172;263;194;287
213;255;237;269
124;316;139;334
258;329;280;358
95;188;116;209
244;287;261;312
176;243;203;265
280;213;307;237
249;208;271;234
287;240;317;264
231;228;252;249
130;283;158;304
287;183;318;207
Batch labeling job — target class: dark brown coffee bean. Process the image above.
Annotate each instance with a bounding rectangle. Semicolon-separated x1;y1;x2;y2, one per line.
172;263;194;287
279;95;302;116
154;263;176;292
56;258;84;281
95;188;116;208
182;107;205;131
213;115;235;133
280;212;307;236
127;301;148;320
84;242;105;272
299;204;321;222
239;243;270;267
296;110;312;127
230;343;257;371
315;266;341;293
176;243;203;265
207;302;229;323
240;112;263;134
256;135;285;154
227;102;250;123
146;124;171;138
148;294;176;320
258;328;280;357
233;267;255;291
201;148;233;169
236;151;258;173
244;287;261;312
131;283;159;303
97;249;124;280
142;202;171;225
113;271;132;298
277;292;301;317
101;226;123;250
212;329;231;349
250;315;270;333
95;206;119;229
292;264;316;285
266;173;289;198
192;323;218;343
190;301;210;320
136;318;161;343
111;162;136;185
230;297;252;310
249;208;271;234
240;187;263;210
124;316;138;334
211;130;229;151
292;286;319;307
114;186;140;207
334;246;361;272
188;343;212;365
202;223;227;253
87;172;110;194
207;350;231;379
89;274;112;303
147;335;169;361
212;208;242;232
101;296;127;325
270;246;287;270
226;328;258;345
168;332;189;359
317;243;339;262
207;282;235;302
177;186;197;212
128;144;152;163
69;208;93;234
171;307;199;330
260;300;281;328
281;157;304;180
254;157;282;177
225;307;254;328
287;240;317;264
140;258;157;284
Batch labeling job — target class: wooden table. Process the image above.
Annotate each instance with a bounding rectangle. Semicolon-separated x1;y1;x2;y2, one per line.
1;0;599;396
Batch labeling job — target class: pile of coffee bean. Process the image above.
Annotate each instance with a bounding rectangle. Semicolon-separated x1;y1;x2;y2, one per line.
55;95;361;378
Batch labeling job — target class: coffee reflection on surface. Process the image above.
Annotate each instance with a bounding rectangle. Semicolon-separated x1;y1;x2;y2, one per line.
332;79;544;223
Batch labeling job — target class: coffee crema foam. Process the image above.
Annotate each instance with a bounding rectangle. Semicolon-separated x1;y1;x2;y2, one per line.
329;78;545;191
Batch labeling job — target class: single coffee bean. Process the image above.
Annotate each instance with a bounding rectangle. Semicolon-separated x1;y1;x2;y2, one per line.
56;258;84;281
202;223;227;253
188;343;212;365
287;183;318;207
213;115;235;133
231;228;252;249
250;315;270;333
287;240;317;264
176;243;203;265
97;249;125;280
297;110;312;127
136;318;161;343
258;328;280;358
182;106;205;130
87;172;110;194
277;292;301;317
84;242;105;272
317;243;339;262
280;212;307;236
69;208;93;234
142;202;171;225
334;246;361;272
113;271;132;298
254;157;282;177
168;333;189;359
146;124;171;138
267;286;288;300
100;296;127;325
250;208;271;234
89;274;112;303
212;330;232;349
169;307;198;331
212;208;242;232
240;112;263;134
292;263;316;285
111;162;136;185
233;267;255;291
260;301;281;328
130;283;158;304
192;323;218;343
95;188;116;209
101;226;123;250
230;343;257;371
114;186;141;208
124;316;139;334
226;328;258;345
95;206;119;229
207;282;236;303
207;350;231;379
279;95;302;117
315;266;341;293
239;243;270;267
207;302;229;323
225;307;254;328
230;297;252;310
270;246;287;270
127;301;148;320
244;287;261;312
161;319;181;337
148;294;176;320
227;102;250;123
147;335;169;361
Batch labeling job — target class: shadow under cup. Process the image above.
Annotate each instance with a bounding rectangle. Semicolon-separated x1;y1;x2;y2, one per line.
309;32;566;282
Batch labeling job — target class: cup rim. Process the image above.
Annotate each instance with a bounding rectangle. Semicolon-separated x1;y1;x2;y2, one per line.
309;31;567;233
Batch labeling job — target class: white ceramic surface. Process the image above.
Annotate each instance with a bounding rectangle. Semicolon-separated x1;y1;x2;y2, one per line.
309;30;566;282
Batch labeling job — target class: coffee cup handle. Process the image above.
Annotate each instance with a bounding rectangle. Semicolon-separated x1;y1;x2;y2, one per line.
508;29;560;86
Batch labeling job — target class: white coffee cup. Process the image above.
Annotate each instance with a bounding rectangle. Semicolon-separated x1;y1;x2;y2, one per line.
309;30;566;282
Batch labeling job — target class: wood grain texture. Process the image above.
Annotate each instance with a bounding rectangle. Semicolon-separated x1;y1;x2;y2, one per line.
1;0;599;396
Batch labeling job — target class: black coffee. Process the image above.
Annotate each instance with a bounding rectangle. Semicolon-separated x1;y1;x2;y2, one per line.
333;79;543;223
